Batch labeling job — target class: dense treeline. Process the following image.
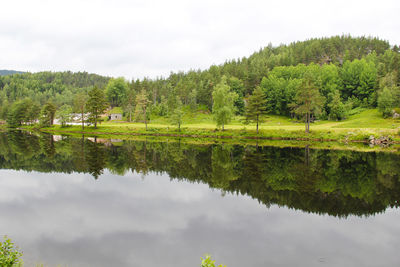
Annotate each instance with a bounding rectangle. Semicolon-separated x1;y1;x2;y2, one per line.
1;131;400;217
1;35;399;128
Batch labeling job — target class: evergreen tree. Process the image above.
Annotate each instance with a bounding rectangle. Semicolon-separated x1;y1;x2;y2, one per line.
245;86;267;134
212;76;238;130
39;102;57;127
7;100;29;127
27;102;41;124
123;89;135;122
86;86;108;129
290;77;325;133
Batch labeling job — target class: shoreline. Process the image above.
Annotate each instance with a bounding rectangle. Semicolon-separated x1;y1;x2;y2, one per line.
4;124;399;153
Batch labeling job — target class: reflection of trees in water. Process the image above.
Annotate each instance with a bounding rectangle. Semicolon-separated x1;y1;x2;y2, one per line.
85;137;105;180
1;131;400;217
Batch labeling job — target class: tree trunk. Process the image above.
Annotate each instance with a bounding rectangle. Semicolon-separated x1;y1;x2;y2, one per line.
222;123;224;131
94;115;97;129
81;111;84;130
144;107;147;131
256;114;259;134
304;114;307;133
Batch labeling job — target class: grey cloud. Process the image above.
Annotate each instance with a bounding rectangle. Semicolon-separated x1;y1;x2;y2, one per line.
0;0;399;78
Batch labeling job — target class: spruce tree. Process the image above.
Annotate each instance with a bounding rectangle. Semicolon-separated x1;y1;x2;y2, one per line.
290;77;325;133
245;86;267;134
86;86;108;129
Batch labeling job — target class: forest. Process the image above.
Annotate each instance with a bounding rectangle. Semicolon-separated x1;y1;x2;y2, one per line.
1;35;399;130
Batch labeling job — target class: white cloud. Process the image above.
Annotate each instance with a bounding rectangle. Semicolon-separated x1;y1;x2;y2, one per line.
0;0;398;79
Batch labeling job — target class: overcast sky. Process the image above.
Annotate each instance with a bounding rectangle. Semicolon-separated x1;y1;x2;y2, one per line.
0;0;399;79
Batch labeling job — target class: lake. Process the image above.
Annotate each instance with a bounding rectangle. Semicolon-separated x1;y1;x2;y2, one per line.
0;131;400;267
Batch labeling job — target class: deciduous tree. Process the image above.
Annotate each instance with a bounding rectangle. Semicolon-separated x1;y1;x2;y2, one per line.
170;97;184;131
105;77;128;107
212;76;238;130
74;92;88;130
134;89;150;130
56;104;73;127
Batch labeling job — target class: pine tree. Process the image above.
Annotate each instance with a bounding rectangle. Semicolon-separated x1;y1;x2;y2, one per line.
86;86;108;129
245;86;267;134
290;77;325;133
40;102;57;127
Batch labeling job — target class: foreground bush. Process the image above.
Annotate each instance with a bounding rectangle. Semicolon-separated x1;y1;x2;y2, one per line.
0;236;23;267
201;254;226;267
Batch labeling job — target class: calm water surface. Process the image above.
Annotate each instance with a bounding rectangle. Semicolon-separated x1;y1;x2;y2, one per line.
0;131;400;267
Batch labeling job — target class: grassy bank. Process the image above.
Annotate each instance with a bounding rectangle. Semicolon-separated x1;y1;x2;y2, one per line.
20;109;398;141
11;109;400;152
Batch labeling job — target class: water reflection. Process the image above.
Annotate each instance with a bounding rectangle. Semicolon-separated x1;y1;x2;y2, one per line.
1;131;400;266
1;131;400;217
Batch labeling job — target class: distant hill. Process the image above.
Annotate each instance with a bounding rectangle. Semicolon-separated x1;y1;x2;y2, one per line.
0;70;25;76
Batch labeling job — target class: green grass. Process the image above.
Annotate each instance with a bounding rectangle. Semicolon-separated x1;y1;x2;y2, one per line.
17;109;400;146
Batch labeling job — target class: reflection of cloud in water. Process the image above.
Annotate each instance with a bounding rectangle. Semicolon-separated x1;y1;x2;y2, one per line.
0;169;400;267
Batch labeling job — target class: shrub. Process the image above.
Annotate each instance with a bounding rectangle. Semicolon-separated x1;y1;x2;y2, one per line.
201;254;226;267
0;236;23;267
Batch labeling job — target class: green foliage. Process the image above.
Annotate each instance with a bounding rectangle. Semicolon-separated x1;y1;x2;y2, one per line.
0;71;109;106
123;89;136;122
106;77;128;107
245;86;267;133
74;92;88;130
0;35;398;125
39;102;57;127
212;76;238;130
86;86;108;129
6;100;29;127
378;87;394;118
134;89;151;129
228;76;245;114
327;90;346;120
170;97;184;131
0;236;23;267
201;255;226;267
290;77;325;133
56;104;73;127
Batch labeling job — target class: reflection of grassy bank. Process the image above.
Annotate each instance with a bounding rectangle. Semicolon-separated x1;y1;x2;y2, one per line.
16;125;400;153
